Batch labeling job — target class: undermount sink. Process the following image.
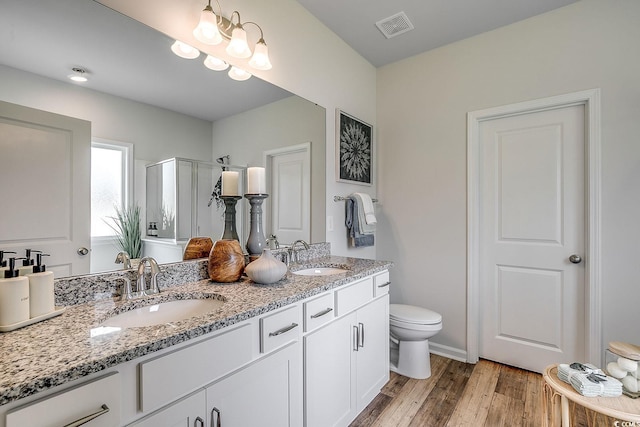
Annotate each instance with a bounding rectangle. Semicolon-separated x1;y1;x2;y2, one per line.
100;298;224;328
292;267;349;276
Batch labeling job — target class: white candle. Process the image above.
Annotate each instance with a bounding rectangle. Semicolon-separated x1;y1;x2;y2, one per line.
247;167;266;194
221;171;239;196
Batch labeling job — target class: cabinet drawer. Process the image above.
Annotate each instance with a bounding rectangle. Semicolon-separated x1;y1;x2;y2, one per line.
304;292;334;332
260;305;301;353
6;372;121;427
374;270;390;297
140;323;252;412
335;277;373;316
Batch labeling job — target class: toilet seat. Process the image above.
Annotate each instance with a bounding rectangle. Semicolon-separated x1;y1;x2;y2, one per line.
390;304;442;325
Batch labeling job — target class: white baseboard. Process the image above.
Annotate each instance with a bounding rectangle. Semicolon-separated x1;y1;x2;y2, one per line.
429;342;468;363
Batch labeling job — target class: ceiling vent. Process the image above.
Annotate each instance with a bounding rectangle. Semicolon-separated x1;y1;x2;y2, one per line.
375;11;414;39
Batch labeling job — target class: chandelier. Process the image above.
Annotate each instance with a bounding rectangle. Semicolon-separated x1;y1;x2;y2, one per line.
170;0;272;81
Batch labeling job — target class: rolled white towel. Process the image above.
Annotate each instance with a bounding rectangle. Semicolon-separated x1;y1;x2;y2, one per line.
618;357;638;372
622;375;639;393
607;362;628;379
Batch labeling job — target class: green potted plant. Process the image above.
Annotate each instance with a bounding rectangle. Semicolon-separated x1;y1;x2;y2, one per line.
108;204;143;264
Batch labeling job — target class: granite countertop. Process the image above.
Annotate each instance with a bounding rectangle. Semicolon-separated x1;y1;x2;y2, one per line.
0;255;391;406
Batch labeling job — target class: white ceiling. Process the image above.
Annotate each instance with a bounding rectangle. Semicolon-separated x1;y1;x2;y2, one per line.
297;0;579;67
0;0;579;123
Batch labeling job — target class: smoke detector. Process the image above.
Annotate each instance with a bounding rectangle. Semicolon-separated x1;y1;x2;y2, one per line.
375;11;414;39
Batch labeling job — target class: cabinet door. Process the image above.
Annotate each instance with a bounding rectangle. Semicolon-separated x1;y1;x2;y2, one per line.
355;295;390;411
206;342;301;427
304;312;356;427
128;390;206;427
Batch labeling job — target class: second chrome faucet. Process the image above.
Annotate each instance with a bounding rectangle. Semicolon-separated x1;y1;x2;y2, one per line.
122;256;161;300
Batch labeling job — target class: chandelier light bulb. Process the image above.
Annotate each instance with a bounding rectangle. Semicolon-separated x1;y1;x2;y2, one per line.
248;39;272;70
226;26;251;59
193;5;222;45
171;40;200;59
228;66;252;81
204;55;229;71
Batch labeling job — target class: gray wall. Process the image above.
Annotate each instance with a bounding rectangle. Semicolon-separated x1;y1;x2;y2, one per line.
211;95;326;243
377;0;640;357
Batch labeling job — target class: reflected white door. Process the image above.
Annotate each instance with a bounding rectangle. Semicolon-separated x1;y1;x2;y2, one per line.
0;101;91;277
479;104;585;373
266;143;310;244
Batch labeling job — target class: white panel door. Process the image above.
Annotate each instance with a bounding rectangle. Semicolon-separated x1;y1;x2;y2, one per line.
479;104;585;372
266;143;310;245
0;101;91;277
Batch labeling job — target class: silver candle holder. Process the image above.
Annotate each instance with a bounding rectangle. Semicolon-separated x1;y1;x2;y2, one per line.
220;195;242;241
244;193;268;257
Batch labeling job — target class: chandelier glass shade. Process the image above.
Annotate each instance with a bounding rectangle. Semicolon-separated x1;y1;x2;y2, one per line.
170;0;272;81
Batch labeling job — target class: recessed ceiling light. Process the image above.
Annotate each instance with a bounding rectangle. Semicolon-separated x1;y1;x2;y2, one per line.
68;67;88;82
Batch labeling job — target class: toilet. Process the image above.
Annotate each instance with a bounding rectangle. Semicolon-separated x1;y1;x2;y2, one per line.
389;304;443;379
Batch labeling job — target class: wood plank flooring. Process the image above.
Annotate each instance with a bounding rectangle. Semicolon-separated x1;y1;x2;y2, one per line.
350;355;618;427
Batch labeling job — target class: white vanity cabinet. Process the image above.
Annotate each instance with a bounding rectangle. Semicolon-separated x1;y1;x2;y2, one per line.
205;342;302;427
132;304;302;427
1;267;389;427
304;271;390;427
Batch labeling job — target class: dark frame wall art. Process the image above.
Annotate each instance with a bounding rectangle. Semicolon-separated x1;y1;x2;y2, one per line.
336;109;373;186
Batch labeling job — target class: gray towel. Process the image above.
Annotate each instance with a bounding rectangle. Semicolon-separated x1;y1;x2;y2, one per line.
346;198;374;247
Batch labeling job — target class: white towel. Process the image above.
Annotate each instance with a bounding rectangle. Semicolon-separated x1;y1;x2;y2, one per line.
354;193;377;225
351;194;376;235
558;363;622;397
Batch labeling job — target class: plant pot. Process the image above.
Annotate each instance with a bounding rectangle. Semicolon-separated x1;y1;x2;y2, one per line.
245;248;287;285
208;239;245;283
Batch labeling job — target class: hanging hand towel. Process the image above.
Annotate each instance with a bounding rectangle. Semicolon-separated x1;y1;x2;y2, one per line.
354;192;377;225
351;194;375;234
346;198;374;247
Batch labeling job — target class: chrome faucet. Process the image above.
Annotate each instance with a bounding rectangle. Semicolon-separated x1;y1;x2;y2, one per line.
289;240;310;263
114;251;131;269
137;257;161;295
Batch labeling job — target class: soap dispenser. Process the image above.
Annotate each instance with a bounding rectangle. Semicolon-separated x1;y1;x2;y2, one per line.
0;257;30;326
0;250;16;276
26;253;55;318
17;249;40;277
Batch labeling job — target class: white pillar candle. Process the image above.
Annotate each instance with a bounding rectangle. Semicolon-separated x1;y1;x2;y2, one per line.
247;167;266;194
221;171;239;196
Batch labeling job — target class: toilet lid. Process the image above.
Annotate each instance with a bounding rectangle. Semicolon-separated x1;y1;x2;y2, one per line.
390;304;442;325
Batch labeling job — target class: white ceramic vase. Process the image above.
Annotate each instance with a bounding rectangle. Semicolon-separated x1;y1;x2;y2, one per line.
245;249;287;284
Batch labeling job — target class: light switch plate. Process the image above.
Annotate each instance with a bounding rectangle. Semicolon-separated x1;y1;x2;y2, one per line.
327;215;334;231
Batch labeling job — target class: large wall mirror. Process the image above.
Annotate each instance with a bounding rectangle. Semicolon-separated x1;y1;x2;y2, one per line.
0;0;326;278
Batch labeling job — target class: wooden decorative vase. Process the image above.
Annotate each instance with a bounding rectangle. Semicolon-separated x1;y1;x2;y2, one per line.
208;239;245;283
245;248;287;285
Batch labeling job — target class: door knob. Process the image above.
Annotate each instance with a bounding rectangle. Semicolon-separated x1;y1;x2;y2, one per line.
77;247;89;256
569;254;582;264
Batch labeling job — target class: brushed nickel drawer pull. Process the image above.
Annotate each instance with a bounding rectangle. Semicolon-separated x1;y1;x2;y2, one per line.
377;281;391;288
310;308;333;318
63;404;109;427
269;322;299;337
211;407;221;427
353;326;360;351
